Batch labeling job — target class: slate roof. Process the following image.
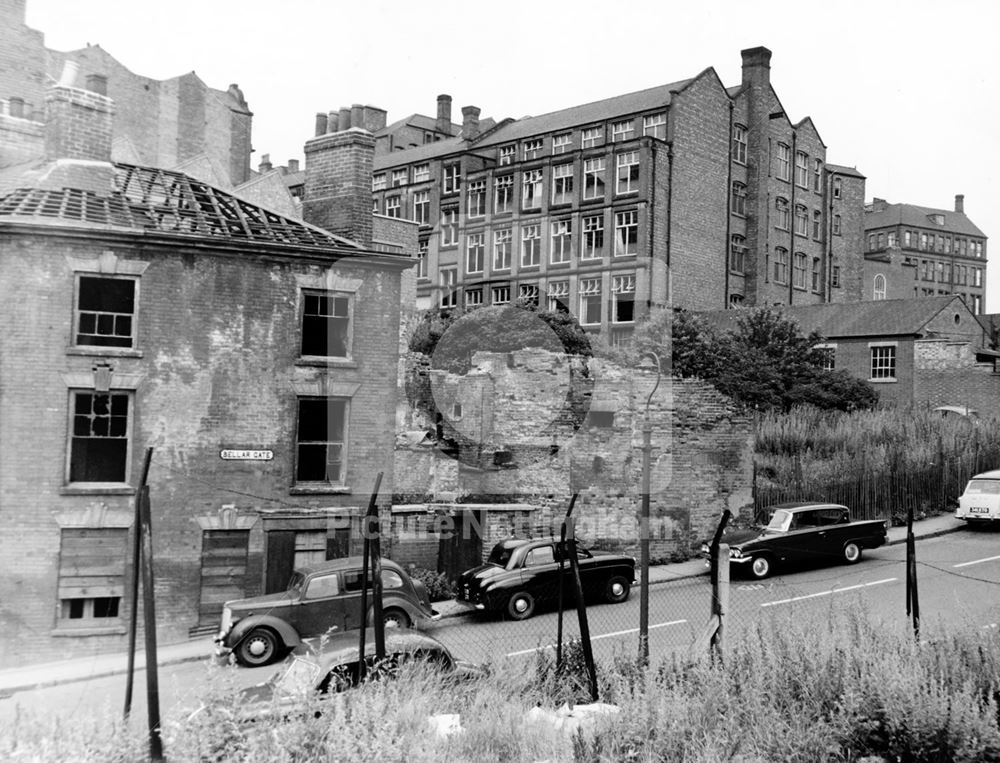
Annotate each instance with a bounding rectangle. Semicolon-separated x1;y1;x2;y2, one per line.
698;296;968;340
0;161;366;252
377;113;459;139
826;163;866;179
865;201;986;238
372;136;467;171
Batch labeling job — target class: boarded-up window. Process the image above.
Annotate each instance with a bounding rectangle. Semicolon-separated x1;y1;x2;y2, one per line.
198;530;249;627
58;528;127;622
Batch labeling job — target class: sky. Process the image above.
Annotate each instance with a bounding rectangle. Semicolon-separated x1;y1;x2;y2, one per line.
25;0;1000;312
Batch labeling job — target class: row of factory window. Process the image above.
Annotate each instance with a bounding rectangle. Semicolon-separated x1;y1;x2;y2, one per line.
913;260;984;287
868;230;985;257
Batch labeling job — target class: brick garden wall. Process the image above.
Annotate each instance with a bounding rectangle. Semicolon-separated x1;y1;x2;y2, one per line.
913;340;1000;411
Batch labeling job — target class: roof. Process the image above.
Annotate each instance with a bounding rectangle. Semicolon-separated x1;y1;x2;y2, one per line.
297;557;404;576
769;502;847;511
373;136;468;171
865;200;986;238
698;296;969;340
826;163;866;179
972;470;1000;480
473;78;692;148
377;113;459;139
0;160;372;253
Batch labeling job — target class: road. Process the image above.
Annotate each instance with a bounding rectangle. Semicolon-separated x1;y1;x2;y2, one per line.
3;528;998;727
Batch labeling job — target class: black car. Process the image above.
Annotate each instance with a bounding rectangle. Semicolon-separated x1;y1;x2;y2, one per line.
456;537;635;620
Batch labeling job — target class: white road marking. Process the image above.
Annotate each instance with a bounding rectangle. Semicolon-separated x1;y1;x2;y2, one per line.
953;555;1000;569
505;619;688;657
760;578;897;608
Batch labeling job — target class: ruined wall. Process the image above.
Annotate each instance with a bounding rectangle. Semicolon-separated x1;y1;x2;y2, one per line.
913;340;1000;412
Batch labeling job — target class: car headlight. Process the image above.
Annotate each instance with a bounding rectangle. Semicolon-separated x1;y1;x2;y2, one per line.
219;606;233;635
729;548;742;558
700;543;710;555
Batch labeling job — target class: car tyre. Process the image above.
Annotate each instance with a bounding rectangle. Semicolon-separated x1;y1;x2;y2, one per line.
604;575;631;604
382;608;411;629
236;627;282;667
843;542;862;565
750;555;773;580
506;591;535;620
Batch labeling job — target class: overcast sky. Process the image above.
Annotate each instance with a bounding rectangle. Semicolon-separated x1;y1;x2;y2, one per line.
26;0;1000;311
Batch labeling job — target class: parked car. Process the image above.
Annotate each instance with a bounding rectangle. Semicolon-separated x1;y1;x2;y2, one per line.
956;469;1000;523
455;537;636;620
701;502;888;580
216;557;438;667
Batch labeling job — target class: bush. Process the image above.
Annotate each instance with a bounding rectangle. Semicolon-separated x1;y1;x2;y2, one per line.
407;566;455;602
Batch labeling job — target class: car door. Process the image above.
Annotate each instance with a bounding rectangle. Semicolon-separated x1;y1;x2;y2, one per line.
522;544;560;603
293;571;347;638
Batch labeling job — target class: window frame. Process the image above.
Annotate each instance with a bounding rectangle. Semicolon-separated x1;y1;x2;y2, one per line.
615;151;639;195
493;175;513;214
773;247;789;284
550;163;574;206
582;214;605;260
300;289;354;360
440;268;458;308
522;139;544;161
440;207;459;247
466;232;486;274
642;113;666;140
57;528;127;628
795;151;809;188
611;119;635;142
412;190;430;225
442;163;461;194
294;396;349;486
614;210;638;257
67;389;133;487
74;274;139;350
466;179;487;218
729;235;746;274
493;228;512;271
522;169;543;210
552;133;572;154
578;277;602;325
869;343;897;381
732;124;747;164
776;143;791;181
521;224;541;268
550;219;573;265
731;182;747;216
611;274;636;324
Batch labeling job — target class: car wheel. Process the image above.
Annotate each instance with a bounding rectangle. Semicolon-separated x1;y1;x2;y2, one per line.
843;542;862;565
382;608;410;629
750;555;772;580
236;627;282;667
604;575;631;604
506;591;535;620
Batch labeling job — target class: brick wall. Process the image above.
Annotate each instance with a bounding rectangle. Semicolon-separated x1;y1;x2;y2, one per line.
913;340;1000;411
0;111;43;165
304;129;376;246
44;86;113;161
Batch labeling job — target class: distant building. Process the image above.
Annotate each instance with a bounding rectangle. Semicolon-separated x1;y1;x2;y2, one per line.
863;196;987;313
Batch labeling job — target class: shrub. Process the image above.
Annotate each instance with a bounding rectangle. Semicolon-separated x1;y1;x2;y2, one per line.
406;566;455;602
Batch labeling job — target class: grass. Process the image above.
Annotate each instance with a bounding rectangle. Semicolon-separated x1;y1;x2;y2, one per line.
3;610;1000;762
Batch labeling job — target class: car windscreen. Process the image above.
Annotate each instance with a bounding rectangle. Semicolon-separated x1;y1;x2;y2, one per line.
766;509;792;532
273;657;321;698
286;571;306;595
487;546;514;567
965;479;1000;495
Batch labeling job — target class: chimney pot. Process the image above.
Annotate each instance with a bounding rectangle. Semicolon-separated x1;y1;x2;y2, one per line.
315;112;328;137
436;94;452;134
57;60;80;88
259;153;272;173
85;73;107;96
337;108;351;132
955;194;965;213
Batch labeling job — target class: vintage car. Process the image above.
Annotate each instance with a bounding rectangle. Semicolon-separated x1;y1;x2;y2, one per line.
701;502;888;580
455;537;636;620
216;557;438;667
956;469;1000;523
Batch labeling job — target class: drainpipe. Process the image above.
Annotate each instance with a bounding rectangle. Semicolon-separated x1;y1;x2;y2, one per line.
788;129;796;305
724;100;733;308
666;143;674;305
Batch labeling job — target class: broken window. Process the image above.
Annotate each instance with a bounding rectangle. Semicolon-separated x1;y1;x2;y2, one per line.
301;291;351;358
69;391;130;483
296;398;347;483
75;276;136;348
58;528;127;624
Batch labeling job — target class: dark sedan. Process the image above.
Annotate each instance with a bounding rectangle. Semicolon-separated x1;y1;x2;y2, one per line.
456;537;635;620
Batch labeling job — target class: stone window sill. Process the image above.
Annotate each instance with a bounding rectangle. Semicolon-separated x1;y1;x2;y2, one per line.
868;378;898;384
60;484;135;496
290;485;352;495
296;357;357;369
66;347;142;358
52;624;127;637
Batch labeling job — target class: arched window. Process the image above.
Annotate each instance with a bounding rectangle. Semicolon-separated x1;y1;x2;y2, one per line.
873;273;887;300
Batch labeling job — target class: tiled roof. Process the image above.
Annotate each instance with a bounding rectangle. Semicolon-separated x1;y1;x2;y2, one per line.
372;136;467;171
865;201;986;238
377;113;460;138
698;296;966;339
826;163;866;179
0;161;363;251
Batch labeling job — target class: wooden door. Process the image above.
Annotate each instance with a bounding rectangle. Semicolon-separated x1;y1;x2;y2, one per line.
265;530;297;593
197;530;249;628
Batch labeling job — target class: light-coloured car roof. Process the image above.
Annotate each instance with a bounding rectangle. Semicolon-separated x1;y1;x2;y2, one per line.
971;470;1000;480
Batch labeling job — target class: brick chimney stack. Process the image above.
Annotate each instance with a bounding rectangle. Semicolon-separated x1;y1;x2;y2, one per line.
955;194;965;214
461;105;480;140
436;94;452;134
741;46;772;91
44;62;114;163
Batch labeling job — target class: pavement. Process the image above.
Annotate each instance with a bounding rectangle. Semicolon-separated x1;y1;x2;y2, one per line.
0;513;967;696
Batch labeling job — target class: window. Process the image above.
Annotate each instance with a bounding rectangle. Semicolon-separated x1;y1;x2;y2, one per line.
816;345;836;371
295;398;347;483
372;174;386;192
870;345;896;380
729;235;746;273
732;124;747;164
614;210;638;256
642;113;666;140
416;239;429;279
832;214;841;235
467;180;486;218
793;252;807;288
552;133;572;154
831;265;841;288
466;232;486;273
973;267;983;287
69;391;130;483
919;233;928;251
873;274;887;300
811;257;822;292
812;209;822;239
612;274;635;323
304;571;340;600
731;182;746;216
391;169;407;187
442;163;460;194
582;215;604;260
295;531;328;568
776;143;790;180
579;278;602;325
611;119;634;142
491;284;510;305
773;247;789;283
440;207;458;246
944;236;951;253
440;268;458;308
493;229;512;270
518;283;539;307
832;176;841;199
583;158;605;200
499;145;515;166
795;151;808;187
904;231;912;247
888;231;897;248
775;197;790;230
521;224;541;267
494;175;513;214
75;276;136;348
523;139;543;160
616;151;639;194
550;219;572;264
972;295;982;313
301;291;351;357
384;196;401;218
794;204;808;236
547;280;569;312
522;169;543;209
813;159;822;192
413;164;430;183
581;127;602;148
464;288;483;308
58;529;126;624
551;164;574;205
413;191;430;224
